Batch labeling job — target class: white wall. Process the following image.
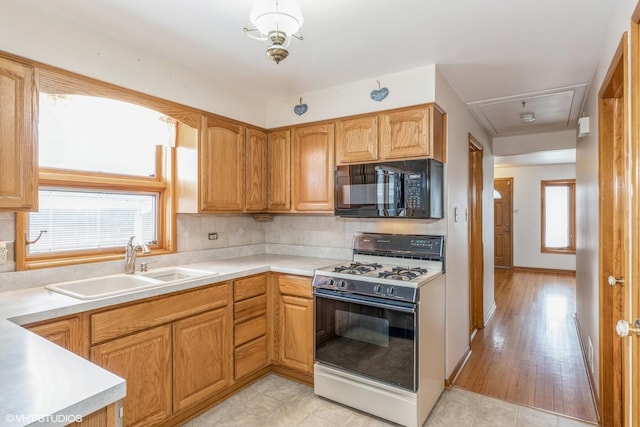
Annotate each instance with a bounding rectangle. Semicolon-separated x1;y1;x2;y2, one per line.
494;164;576;271
575;0;636;399
266;65;436;128
493;129;576;156
0;1;268;127
435;67;495;378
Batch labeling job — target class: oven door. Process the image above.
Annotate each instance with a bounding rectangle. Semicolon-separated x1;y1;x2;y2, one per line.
314;289;418;391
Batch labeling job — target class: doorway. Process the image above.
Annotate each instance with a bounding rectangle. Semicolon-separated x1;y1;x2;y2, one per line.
468;134;484;335
494;178;513;269
598;32;627;427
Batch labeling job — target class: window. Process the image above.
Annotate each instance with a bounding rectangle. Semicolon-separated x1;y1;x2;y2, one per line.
17;78;180;270
541;179;576;254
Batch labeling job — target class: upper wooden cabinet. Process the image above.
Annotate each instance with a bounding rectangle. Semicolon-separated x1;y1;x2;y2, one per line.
267;130;291;212
379;105;446;162
292;123;335;212
335;116;379;164
245;128;267;212
199;116;245;211
0;57;38;211
336;104;446;165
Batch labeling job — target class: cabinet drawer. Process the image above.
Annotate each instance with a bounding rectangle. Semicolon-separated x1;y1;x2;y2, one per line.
235;336;268;380
91;282;230;344
234;294;267;323
234;315;267;346
278;274;312;299
233;274;267;301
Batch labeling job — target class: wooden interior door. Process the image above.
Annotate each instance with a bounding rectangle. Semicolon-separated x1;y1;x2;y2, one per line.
598;33;627;427
494;178;513;269
468;135;484;334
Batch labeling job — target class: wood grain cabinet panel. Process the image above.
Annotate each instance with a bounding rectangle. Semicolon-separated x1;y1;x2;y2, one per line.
292;123;335;212
199;116;245;211
26;315;86;357
379;105;446;162
90;325;172;427
0;57;37;211
232;274;269;380
335;116;379;164
245;128;267;212
91;284;230;344
278;295;313;374
379;107;430;159
235;336;268;379
173;308;231;411
267;130;291;212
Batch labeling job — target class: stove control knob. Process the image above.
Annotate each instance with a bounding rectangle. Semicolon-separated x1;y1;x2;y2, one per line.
373;284;384;294
337;280;347;289
387;286;397;296
327;279;335;288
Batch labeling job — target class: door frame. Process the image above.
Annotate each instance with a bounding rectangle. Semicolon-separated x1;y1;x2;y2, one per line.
468;134;484;335
493;177;513;269
598;32;628;427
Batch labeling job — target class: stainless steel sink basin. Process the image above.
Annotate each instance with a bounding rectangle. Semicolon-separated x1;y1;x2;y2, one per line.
46;274;163;300
46;267;217;300
141;267;216;282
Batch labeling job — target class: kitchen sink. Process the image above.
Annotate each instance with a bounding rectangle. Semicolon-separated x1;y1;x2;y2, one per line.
141;267;217;282
46;267;217;300
46;274;163;300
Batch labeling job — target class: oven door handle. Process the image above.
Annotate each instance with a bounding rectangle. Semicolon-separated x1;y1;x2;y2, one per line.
313;290;416;314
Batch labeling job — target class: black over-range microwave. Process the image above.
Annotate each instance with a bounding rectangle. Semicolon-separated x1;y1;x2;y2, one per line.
334;159;444;219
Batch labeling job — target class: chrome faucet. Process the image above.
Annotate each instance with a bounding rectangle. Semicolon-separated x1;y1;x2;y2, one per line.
124;236;151;274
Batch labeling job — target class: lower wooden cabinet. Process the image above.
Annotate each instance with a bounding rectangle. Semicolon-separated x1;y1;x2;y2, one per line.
26;314;86;357
90;325;172;427
279;295;313;374
173;308;231;411
274;274;314;375
233;274;269;380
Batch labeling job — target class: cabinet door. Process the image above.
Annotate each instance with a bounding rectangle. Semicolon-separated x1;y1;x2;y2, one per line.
267;130;291;211
245;128;267;212
0;57;37;211
279;295;313;374
173;308;231;411
379;107;430;160
27;315;86;357
90;325;172;427
199;116;245;211
292;123;335;212
335;116;378;164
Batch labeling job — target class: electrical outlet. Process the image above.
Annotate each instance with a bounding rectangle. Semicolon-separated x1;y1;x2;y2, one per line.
0;241;7;264
208;232;218;241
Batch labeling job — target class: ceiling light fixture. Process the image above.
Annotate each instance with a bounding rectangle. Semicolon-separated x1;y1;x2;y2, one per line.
520;112;537;123
243;0;304;64
520;101;536;123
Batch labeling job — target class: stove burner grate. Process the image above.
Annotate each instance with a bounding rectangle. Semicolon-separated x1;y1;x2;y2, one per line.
333;262;383;275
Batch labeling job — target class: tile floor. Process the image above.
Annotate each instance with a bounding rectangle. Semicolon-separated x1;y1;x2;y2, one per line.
185;374;597;427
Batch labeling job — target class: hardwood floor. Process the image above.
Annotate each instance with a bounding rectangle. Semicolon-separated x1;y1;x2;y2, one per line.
454;269;598;424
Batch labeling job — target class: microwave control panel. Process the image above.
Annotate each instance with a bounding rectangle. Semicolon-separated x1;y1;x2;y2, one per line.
406;174;423;209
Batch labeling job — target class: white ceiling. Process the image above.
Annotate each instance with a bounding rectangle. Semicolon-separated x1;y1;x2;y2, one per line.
14;0;619;141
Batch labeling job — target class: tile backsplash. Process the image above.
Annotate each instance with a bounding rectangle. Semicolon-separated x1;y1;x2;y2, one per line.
0;213;446;292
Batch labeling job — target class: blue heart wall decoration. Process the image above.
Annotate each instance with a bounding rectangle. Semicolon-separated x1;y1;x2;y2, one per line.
370;80;389;102
294;97;308;116
370;87;389;102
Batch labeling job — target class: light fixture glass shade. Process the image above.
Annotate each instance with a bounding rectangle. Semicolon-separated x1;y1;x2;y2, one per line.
249;0;303;37
520;112;536;123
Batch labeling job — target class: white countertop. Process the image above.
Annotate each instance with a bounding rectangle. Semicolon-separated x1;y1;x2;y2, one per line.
0;254;345;427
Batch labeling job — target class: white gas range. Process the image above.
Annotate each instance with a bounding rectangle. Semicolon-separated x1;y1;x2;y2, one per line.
312;232;446;427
